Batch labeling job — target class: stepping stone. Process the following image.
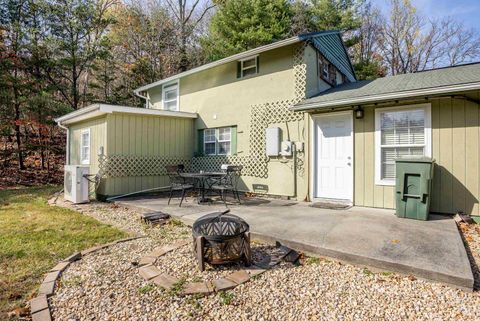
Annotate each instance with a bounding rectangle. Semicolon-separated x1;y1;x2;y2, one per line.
139;265;161;280
245;266;267;277
43;271;61;283
152;274;180;290
182;282;213;295
62;252;81;262
212;278;237;291
32;309;52;321
148;246;172;257
29;295;49;314
50;261;69;272
138;256;156;267
38;281;55;296
226;270;250;285
172;239;190;248
284;250;300;263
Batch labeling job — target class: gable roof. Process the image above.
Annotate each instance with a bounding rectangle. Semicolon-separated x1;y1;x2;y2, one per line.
292;62;480;111
134;30;356;94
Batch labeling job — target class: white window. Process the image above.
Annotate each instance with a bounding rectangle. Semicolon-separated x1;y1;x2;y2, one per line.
162;81;179;111
240;56;258;78
204;129;216;155
80;129;90;165
375;104;431;185
217;127;231;155
204;127;232;155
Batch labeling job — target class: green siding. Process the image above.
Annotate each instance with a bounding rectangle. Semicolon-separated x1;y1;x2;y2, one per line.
104;113;195;197
354;92;480;215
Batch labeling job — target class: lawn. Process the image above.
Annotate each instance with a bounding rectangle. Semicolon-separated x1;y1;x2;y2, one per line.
0;186;128;318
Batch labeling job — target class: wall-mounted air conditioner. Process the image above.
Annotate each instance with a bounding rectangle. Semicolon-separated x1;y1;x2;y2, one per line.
64;165;90;204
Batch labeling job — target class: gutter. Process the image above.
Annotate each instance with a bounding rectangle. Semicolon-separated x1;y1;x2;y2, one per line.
57;122;70;165
293;82;480;111
134;90;149;108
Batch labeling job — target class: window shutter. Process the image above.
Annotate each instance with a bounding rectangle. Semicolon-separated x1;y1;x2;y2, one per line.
197;129;204;155
231;126;237;155
236;61;241;78
256;56;260;74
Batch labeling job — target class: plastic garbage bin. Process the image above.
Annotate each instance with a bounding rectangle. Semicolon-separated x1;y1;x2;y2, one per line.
395;157;435;220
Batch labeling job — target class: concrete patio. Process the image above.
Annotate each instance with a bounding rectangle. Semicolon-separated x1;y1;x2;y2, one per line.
115;195;475;291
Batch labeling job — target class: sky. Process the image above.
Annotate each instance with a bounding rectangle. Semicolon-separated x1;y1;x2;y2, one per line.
372;0;480;30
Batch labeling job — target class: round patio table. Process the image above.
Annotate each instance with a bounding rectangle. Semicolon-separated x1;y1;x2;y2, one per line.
179;172;225;204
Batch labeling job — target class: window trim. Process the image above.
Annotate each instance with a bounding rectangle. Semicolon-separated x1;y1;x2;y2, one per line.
374;103;431;186
162;81;179;111
203;127;232;156
80;128;91;165
239;55;258;78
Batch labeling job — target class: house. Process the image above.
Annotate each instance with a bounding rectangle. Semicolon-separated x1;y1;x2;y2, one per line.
55;30;480;216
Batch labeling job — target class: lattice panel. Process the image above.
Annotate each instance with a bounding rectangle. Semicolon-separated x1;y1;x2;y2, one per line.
192;155;269;178
293;42;307;100
98;154;191;178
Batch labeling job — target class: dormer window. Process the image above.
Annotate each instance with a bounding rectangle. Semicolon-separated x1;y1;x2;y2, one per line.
162;81;179;111
238;56;259;78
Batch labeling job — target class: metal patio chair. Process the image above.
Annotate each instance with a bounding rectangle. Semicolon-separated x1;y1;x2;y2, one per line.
210;165;243;206
166;165;193;207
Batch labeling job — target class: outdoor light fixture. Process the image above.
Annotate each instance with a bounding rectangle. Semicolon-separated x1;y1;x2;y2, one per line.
354;106;364;119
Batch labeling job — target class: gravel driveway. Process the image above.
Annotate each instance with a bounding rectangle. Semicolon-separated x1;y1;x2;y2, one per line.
50;199;480;320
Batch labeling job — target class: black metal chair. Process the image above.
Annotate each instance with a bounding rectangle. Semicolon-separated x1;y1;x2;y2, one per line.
166;165;193;207
210;165;243;206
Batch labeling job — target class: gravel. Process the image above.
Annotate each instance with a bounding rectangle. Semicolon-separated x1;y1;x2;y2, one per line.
50;199;480;320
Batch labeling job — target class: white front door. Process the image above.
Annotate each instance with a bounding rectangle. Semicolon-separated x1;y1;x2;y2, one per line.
313;112;353;201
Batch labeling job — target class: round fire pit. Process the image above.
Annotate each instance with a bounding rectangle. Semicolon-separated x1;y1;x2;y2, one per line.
192;210;251;271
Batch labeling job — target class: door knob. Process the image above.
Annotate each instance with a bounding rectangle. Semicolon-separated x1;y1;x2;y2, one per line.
347;162;351;166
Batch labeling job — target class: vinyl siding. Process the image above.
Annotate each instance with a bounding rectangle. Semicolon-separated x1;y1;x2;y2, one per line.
354;93;480;215
104;113;195;196
68;116;107;195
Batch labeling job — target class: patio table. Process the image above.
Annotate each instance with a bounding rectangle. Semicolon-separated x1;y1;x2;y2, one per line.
179;172;225;204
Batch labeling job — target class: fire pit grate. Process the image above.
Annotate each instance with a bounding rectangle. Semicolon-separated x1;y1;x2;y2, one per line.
192;210;251;271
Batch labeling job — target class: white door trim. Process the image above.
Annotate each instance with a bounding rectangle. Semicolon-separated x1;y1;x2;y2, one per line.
310;110;354;202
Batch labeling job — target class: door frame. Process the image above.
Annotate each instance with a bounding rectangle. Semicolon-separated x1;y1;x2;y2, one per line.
310;110;354;202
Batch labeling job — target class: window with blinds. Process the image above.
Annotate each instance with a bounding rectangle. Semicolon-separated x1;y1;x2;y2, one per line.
375;106;430;184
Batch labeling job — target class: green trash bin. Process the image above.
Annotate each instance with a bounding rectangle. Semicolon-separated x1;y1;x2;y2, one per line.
395;157;435;220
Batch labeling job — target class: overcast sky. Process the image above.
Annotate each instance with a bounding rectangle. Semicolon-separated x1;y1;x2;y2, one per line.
372;0;480;30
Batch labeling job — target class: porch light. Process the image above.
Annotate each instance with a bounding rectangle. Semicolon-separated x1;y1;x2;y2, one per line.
354;106;364;119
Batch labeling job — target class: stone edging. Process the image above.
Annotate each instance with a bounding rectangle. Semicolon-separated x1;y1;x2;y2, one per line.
137;240;299;296
29;236;144;321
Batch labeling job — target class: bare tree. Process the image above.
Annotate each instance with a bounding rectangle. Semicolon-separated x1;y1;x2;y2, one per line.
441;17;480;66
164;0;215;72
378;0;480;75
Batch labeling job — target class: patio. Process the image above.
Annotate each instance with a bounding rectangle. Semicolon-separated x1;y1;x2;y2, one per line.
115;195;475;290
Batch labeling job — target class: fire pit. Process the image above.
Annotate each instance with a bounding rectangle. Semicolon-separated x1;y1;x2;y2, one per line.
192;210;252;271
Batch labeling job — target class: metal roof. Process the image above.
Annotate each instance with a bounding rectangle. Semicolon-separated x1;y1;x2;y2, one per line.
134;30;354;93
306;32;356;82
55;104;197;126
293;63;480;111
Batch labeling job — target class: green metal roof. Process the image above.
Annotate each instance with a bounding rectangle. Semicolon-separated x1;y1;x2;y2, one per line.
302;32;356;82
293;63;480;111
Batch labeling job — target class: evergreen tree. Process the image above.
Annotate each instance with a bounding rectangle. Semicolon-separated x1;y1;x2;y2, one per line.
201;0;292;60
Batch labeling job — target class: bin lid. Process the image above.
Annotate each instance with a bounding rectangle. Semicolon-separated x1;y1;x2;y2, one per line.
395;156;435;163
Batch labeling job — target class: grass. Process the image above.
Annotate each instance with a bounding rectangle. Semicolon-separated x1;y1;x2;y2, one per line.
218;291;235;305
0;186;128;318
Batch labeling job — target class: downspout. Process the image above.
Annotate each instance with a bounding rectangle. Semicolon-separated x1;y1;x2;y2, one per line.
134;89;149;108
57;122;70;165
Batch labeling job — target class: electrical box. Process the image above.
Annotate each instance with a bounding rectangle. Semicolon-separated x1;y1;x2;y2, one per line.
64;165;90;204
280;140;293;156
265;127;280;156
